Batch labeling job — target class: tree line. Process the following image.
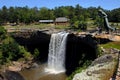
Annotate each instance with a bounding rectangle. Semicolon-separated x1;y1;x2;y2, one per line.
0;4;120;25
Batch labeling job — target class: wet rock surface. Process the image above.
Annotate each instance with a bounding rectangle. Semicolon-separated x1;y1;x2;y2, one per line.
0;70;25;80
0;61;40;80
4;70;25;80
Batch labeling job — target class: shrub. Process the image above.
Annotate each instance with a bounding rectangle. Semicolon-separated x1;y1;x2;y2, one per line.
0;26;6;35
97;46;103;57
0;36;32;63
0;26;6;40
23;52;32;60
0;51;3;64
1;37;20;62
19;45;32;60
78;21;87;31
33;48;40;59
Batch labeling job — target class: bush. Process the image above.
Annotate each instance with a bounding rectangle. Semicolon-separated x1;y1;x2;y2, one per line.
0;26;6;35
78;21;87;31
33;48;40;59
19;45;32;60
0;27;33;64
97;46;103;57
0;51;3;64
1;37;20;62
23;52;32;60
0;26;6;40
0;36;32;63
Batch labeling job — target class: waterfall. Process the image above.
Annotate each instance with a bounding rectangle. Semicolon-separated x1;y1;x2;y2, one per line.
46;32;69;74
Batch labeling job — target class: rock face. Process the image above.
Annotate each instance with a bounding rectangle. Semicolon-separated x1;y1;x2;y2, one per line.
0;70;25;80
73;53;118;80
12;31;50;62
65;34;98;75
4;70;25;80
12;31;98;73
95;34;120;42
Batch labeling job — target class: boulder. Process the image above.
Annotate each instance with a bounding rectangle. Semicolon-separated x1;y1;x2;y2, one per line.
73;53;118;80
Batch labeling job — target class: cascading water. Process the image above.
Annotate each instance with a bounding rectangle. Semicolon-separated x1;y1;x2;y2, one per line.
45;32;69;74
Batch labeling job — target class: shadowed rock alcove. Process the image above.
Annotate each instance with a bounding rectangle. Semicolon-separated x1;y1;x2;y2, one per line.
66;34;97;75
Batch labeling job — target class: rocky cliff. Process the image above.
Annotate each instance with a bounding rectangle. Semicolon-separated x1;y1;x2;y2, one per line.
73;49;119;80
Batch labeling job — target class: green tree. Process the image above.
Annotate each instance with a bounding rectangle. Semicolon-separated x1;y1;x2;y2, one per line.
54;7;64;17
15;6;30;24
94;15;104;29
30;7;40;22
8;7;15;23
0;51;3;64
1;37;32;63
78;21;87;30
75;4;83;17
67;6;75;19
0;10;4;25
8;7;19;24
19;45;32;60
0;26;6;40
39;7;50;20
87;7;98;20
1;37;20;62
110;8;120;22
0;6;8;24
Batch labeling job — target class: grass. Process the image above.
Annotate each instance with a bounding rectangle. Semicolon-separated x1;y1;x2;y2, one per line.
55;25;69;29
100;41;120;50
110;22;120;29
3;23;71;32
3;21;120;32
3;23;54;29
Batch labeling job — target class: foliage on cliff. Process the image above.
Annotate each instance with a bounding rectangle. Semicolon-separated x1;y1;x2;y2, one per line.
66;60;92;80
0;26;35;64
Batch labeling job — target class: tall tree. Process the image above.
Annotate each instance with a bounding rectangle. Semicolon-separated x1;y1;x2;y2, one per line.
54;7;64;17
30;7;39;22
1;6;8;24
8;7;19;23
109;8;120;22
39;7;50;20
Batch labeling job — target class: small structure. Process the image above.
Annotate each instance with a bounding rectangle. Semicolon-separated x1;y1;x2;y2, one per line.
55;17;69;25
39;20;54;24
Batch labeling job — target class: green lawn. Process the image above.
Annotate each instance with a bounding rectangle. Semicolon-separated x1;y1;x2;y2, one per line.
3;24;54;29
3;23;70;32
100;41;120;50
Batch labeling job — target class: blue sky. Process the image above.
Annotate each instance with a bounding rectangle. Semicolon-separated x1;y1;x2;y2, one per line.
0;0;120;10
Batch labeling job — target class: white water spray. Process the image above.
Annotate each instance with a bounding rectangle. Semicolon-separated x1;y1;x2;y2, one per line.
46;32;69;74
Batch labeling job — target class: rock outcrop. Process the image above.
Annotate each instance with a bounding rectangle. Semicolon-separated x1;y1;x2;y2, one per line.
0;70;25;80
73;53;119;80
